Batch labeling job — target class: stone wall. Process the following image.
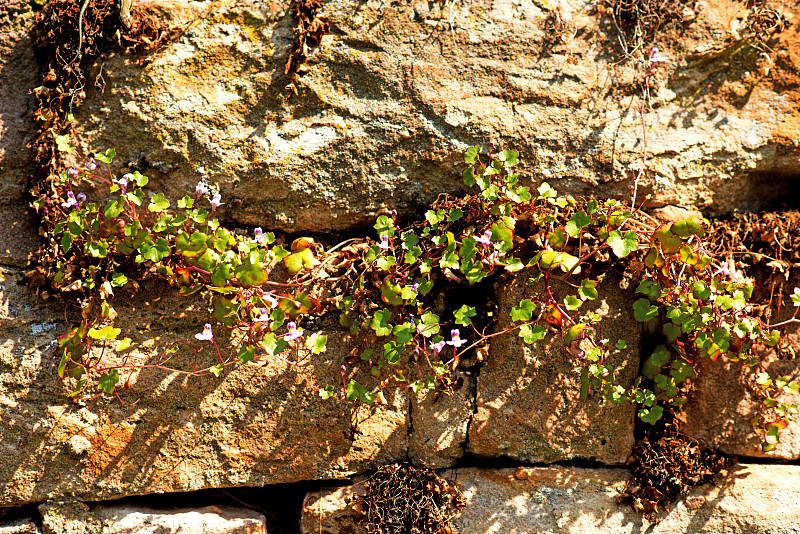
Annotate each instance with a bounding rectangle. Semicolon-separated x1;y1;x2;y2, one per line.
1;0;799;532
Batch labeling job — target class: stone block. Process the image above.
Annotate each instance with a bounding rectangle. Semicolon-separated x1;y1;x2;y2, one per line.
300;465;800;534
468;274;639;464
40;502;266;534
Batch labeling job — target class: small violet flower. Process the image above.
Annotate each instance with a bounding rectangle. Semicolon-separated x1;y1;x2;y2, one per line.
196;181;209;197
474;230;493;250
378;234;390;250
114;175;129;193
431;340;447;355
283;321;304;342
76;193;86;205
650;47;667;68
715;261;732;279
446;329;468;349
86;158;97;171
61;191;78;209
209;193;223;210
68;167;79;179
411;282;419;291
195;323;214;341
253;227;265;244
254;308;270;322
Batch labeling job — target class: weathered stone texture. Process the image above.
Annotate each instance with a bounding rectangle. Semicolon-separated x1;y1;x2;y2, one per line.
0;279;411;506
55;0;800;234
468;274;640;464
0;519;40;534
0;0;39;268
301;464;800;534
39;502;266;534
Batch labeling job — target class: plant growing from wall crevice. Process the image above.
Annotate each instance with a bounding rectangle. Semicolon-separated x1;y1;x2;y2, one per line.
30;142;800;451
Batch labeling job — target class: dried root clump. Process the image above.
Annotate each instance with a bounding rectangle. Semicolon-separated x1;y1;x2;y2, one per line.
357;464;466;534
618;421;736;521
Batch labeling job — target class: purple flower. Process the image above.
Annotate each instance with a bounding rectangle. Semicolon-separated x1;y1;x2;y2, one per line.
61;191;78;209
76;193;86;205
411;282;419;291
195;323;214;341
254;227;264;244
86;158;97;171
254;308;270;322
431;340;447;355
68;167;79;179
650;47;667;68
283;321;304;342
715;261;732;279
113;175;128;193
378;234;390;250
196;181;209;197
209;193;223;210
446;329;467;349
474;230;492;250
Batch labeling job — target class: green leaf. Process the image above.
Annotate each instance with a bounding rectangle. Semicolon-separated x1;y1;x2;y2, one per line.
94;148;116;164
393;322;415;346
111;273;128;287
633;298;658;322
447;208;464;222
537;182;557;199
261;333;287;356
401;231;419;249
147;193;170;212
670;359;696;383
580;369;590;400
383;341;403;365
463;166;476;187
284;248;319;274
345;380;375;404
565;212;591;237
418;311;440;338
305;333;327;354
607;230;638;258
519;324;546;344
490;222;514;252
615;339;627;349
88;325;121;340
579;279;598;301
86;240;109;258
371;309;392;336
212;297;239;327
374;215;395;237
498;149;519;166
538;250;580;273
671;217;705;238
381;278;404;306
97;369;119;394
140;237;171;263
454;305;476;326
564;323;589;345
237;345;256;363
638;405;664;424
564;295;582;311
464;146;480;164
511;299;537;321
208;363;224;377
55;134;73;153
547;228;567;249
663;322;681;342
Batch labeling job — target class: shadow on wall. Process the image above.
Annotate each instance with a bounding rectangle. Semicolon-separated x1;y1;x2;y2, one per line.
0;272;411;507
